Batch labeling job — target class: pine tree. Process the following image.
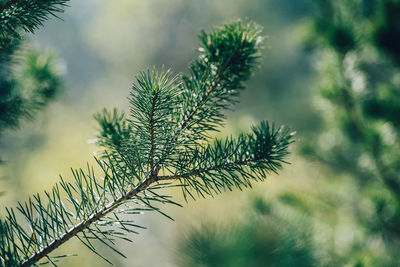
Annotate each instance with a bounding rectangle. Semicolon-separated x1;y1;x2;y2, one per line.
0;18;293;266
301;0;400;264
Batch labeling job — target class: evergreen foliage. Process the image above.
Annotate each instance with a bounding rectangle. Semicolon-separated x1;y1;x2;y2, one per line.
0;44;62;134
179;1;400;266
178;197;317;267
0;21;293;266
301;0;400;264
0;0;69;49
0;0;67;135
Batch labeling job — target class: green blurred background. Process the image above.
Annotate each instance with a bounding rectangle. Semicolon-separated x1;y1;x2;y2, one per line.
2;0;400;266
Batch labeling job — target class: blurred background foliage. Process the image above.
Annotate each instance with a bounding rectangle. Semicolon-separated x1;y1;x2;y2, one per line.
1;0;399;266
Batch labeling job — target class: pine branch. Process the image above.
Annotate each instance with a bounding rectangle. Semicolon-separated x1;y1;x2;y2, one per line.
127;68;181;176
15;121;292;266
20;175;154;267
159;122;293;198
1;20;293;266
0;0;69;49
153;21;264;171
